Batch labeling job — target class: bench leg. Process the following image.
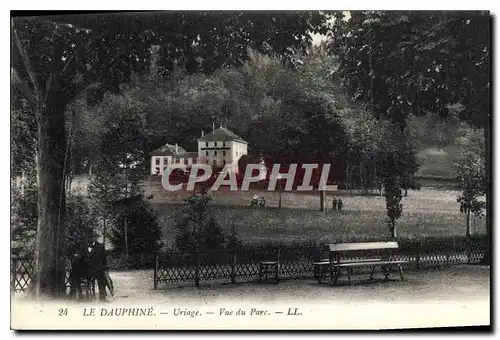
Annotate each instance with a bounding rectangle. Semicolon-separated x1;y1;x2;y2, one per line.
382;265;391;281
332;267;340;285
398;264;404;281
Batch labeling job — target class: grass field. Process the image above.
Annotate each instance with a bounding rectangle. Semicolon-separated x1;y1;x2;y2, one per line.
146;184;486;247
416;146;461;179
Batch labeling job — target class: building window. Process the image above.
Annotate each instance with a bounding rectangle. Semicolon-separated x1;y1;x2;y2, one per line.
205;151;209;157
214;141;217;147
155;158;160;165
155;167;160;174
223;160;226;165
164;158;168;165
185;159;188;165
223;141;226;147
223;151;226;156
214;151;217;156
206;142;208;147
206;160;209;164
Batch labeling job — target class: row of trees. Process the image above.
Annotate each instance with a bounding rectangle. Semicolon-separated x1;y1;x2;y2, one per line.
330;11;490;257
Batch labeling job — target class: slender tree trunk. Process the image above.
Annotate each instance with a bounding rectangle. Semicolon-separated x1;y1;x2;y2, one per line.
390;220;397;239
319;190;325;211
466;208;471;237
480;120;490;264
345;160;349;191
124;165;129;254
103;214;107;248
124;218;128;254
32;102;68;298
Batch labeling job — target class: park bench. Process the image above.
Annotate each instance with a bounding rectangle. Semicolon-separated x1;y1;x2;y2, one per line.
327;241;408;285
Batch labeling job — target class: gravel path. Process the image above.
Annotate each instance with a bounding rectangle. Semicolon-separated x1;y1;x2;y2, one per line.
110;264;490;305
13;265;490;329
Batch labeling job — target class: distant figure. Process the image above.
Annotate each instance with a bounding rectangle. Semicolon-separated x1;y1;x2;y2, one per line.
251;194;265;208
332;197;338;211
337;198;343;211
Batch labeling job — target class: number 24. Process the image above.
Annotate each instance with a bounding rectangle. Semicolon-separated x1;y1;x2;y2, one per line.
58;308;68;316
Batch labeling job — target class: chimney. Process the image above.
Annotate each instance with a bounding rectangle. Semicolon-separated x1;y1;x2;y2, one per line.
201;130;204;137
212;122;215;131
175;143;178;153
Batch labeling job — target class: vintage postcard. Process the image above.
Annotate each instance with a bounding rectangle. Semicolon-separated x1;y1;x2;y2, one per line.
10;9;491;331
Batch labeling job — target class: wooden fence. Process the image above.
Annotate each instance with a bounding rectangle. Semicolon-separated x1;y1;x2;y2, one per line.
153;241;487;289
11;239;487;294
11;257;72;294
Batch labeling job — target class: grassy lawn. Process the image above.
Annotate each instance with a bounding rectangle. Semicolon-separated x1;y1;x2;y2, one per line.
147;185;486;246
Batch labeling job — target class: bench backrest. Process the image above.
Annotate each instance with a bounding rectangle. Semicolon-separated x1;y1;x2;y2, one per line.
328;241;399;252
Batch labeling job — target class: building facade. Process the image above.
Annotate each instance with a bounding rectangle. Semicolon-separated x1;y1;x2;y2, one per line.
150;143;198;175
150;127;248;175
197;127;248;172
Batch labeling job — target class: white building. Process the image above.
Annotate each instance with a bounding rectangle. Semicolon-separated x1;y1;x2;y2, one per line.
150;143;198;175
197;127;248;172
150;127;248;175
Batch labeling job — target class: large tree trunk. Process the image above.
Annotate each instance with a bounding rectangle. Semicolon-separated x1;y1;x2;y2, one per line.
480;120;490;265
31;102;68;298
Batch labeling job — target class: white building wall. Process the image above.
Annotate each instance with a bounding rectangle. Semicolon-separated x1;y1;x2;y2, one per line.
153;136;247;175
151;156;162;175
153;155;197;175
196;140;246;171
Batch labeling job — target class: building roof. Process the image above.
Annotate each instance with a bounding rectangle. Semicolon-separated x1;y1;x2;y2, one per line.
198;127;248;144
150;143;187;156
180;152;198;158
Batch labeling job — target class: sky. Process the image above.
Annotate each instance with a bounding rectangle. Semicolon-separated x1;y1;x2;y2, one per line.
311;11;350;46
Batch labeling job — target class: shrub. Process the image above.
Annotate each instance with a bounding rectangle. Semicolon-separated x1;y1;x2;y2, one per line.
173;193;232;252
11;178;37;258
108;198;163;255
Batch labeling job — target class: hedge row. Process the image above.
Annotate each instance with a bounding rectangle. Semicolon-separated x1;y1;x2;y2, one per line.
107;234;488;269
